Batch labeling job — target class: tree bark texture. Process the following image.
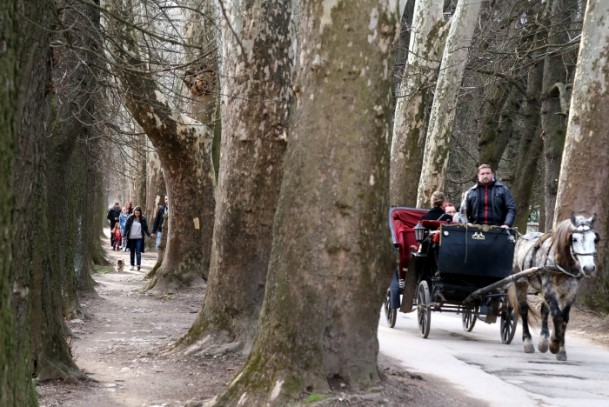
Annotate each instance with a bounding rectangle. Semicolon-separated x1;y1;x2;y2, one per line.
392;0;416;93
178;0;291;355
130;133;147;209
416;0;482;207
0;0;38;403
542;0;579;230
183;0;220;127
107;0;216;290
12;0;83;384
213;1;397;405
553;0;609;306
145;145;165;230
512;62;544;231
390;0;446;206
182;0;222;190
48;0;103;321
477;84;519;169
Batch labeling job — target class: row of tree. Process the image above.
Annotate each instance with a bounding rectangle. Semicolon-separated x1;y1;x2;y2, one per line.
1;0;609;405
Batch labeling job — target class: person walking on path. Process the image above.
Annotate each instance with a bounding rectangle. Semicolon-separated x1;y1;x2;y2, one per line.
112;223;122;251
151;195;168;248
107;202;122;247
119;206;130;250
124;206;155;271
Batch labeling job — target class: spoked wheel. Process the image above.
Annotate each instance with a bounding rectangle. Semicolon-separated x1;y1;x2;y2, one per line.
500;305;518;344
461;306;478;332
417;280;431;338
384;288;397;328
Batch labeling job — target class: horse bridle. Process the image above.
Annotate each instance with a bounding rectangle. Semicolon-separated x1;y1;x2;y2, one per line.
556;227;597;278
570;226;598;258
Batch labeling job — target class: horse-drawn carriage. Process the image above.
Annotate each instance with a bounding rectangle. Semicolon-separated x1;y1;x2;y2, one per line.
384;206;518;343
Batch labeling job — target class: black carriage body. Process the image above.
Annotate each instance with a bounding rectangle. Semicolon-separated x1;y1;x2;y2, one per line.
434;224;516;303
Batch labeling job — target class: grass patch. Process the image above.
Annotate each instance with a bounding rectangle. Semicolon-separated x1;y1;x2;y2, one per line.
96;266;112;274
304;393;326;403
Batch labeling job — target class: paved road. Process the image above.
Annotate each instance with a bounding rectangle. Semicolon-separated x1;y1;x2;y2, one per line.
379;310;609;407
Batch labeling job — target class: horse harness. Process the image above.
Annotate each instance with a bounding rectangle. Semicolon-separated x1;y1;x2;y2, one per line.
524;227;594;280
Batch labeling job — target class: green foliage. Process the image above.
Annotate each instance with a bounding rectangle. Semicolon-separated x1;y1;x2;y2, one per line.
95;266;112;274
304;393;327;403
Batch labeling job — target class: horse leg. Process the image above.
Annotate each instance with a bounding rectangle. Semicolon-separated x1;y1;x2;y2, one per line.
546;292;568;361
515;282;535;353
552;304;571;361
538;302;550;353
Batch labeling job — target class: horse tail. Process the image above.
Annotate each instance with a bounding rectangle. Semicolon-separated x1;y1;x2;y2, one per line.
507;283;519;318
507;282;540;325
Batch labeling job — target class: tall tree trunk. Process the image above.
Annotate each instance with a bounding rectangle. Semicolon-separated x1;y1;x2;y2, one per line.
13;0;83;383
145;146;165;232
48;0;101;320
175;0;291;355
390;0;446;206
392;0;416;93
183;0;221;178
0;0;38;403
213;1;397;404
107;0;216;290
416;0;482;207
477;84;519;169
512;62;544;231
88;137;109;267
542;0;579;230
553;0;609;308
183;0;219;127
131;133;147;210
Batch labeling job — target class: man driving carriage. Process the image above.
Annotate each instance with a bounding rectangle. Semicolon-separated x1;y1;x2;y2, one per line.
459;164;516;228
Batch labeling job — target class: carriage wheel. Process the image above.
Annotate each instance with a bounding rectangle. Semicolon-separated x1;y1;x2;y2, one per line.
500;305;518;344
417;280;431;338
384;289;397;328
461;306;478;332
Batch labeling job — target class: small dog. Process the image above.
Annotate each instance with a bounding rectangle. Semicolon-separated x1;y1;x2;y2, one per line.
117;259;124;272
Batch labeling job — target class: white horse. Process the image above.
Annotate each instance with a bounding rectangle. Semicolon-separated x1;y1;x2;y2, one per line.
509;213;599;361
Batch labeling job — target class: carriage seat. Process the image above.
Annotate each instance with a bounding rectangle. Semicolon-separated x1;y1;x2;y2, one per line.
391;210;427;273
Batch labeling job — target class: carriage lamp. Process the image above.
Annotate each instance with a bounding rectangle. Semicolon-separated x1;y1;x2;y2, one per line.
414;221;426;242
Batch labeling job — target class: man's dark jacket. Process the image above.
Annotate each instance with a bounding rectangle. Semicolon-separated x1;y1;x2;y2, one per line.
461;180;516;227
107;207;121;228
152;205;167;234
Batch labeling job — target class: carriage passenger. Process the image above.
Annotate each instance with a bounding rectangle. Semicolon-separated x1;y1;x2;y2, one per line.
443;202;457;218
421;191;453;222
459;164;516;229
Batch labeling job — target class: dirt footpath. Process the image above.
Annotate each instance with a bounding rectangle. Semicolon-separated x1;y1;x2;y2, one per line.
36;239;489;407
37;242;244;407
38;238;609;407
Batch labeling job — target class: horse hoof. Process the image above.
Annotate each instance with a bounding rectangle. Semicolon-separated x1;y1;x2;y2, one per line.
549;341;560;354
524;343;535;353
538;339;549;353
556;352;567;361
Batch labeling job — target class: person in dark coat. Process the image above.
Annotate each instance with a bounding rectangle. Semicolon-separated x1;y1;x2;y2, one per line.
123;206;155;271
151;195;168;248
107;202;122;247
421;191;452;222
459;164;516;228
